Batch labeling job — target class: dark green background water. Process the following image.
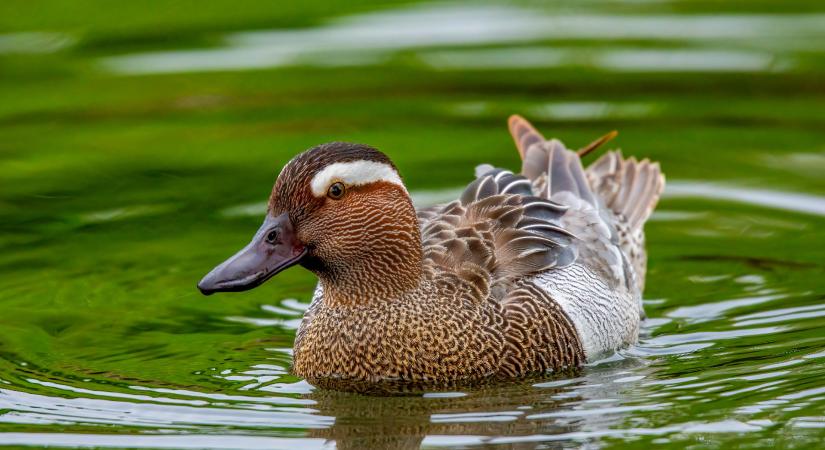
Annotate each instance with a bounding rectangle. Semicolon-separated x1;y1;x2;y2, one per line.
1;1;824;448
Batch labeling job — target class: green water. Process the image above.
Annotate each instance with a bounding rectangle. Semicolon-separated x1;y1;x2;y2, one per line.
1;1;825;448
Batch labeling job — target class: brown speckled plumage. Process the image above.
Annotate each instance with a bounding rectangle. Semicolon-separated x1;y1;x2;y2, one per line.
203;116;665;393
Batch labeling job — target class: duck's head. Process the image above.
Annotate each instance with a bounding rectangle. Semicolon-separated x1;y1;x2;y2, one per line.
198;142;423;304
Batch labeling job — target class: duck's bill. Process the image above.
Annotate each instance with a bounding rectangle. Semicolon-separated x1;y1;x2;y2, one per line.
197;213;306;295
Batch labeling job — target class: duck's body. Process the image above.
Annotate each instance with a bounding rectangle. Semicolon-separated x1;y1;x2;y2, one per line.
199;116;664;393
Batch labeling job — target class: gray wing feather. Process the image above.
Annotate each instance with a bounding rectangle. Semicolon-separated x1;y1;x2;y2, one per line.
419;168;579;297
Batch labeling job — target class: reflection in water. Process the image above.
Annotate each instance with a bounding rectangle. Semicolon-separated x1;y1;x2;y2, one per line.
420;47;785;72
0;32;75;54
0;365;636;448
100;4;824;74
666;182;825;217
0;433;332;450
308;384;574;450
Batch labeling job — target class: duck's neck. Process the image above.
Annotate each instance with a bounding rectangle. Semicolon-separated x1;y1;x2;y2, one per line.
313;200;423;307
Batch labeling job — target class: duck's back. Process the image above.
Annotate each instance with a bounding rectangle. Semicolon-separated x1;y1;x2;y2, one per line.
419;117;665;362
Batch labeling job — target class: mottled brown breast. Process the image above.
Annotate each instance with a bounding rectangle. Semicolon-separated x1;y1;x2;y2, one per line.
292;274;584;393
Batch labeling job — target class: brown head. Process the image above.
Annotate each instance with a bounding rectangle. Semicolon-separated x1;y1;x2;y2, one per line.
198;142;423;305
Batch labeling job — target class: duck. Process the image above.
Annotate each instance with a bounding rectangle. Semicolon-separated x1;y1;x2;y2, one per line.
198;115;665;393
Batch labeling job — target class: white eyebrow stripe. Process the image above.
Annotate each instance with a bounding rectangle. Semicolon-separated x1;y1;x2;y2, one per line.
310;160;406;197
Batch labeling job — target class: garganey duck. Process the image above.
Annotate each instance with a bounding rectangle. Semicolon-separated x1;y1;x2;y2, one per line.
198;116;665;393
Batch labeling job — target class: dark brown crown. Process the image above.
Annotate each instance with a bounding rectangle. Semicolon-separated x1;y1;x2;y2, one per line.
269;142;398;218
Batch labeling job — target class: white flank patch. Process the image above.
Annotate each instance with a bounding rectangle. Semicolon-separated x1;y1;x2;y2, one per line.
309;160;406;197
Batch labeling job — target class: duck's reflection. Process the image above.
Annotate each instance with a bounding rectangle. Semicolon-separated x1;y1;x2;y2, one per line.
304;378;584;450
298;353;654;450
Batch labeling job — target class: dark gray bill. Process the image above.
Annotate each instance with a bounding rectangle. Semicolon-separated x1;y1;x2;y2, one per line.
198;212;306;295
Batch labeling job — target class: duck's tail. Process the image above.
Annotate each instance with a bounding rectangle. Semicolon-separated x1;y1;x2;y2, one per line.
508;114;664;232
508;114;665;290
585;150;665;233
508;115;597;206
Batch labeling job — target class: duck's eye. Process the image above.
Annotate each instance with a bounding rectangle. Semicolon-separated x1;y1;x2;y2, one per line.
265;229;279;244
327;182;345;199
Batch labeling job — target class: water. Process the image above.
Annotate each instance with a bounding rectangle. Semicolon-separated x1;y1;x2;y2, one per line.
1;1;824;448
